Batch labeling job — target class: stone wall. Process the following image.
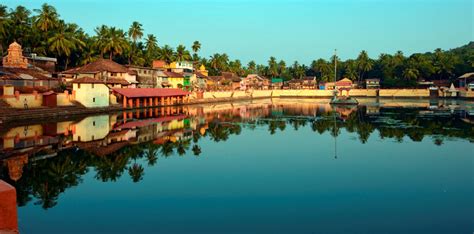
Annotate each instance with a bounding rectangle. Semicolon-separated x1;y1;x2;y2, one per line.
379;89;429;97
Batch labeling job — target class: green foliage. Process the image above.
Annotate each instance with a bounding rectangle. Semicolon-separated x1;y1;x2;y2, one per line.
0;3;472;87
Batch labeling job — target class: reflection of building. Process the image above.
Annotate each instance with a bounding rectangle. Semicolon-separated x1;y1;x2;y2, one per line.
3;154;28;181
72;115;110;142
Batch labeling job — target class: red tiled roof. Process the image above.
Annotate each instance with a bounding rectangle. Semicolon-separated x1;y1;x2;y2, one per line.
62;59;129;74
164;71;184;78
195;72;207;78
152;60;167;69
71;77;105;84
207;76;223;82
112;88;189;98
106;78;130;85
0;67;53;80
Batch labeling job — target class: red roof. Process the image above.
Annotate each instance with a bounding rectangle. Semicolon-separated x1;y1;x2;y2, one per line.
63;59;129;74
164;71;184;78
112;88;190;98
71;77;105;84
106;78;130;85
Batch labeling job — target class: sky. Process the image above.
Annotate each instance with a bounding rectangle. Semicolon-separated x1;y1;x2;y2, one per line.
3;0;473;64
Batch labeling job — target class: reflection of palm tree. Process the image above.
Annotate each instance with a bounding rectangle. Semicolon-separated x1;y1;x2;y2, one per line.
128;163;144;183
192;145;201;156
161;141;174;157
143;144;159;166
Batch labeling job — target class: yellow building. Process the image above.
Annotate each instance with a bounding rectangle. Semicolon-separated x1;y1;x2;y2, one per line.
72;77;110;107
164;71;191;89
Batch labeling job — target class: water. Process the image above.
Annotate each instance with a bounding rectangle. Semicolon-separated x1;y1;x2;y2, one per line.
1;98;473;233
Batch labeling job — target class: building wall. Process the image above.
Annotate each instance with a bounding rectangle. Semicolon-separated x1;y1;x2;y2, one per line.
56;92;74;106
73;83;109;107
4;93;43;108
168;77;184;88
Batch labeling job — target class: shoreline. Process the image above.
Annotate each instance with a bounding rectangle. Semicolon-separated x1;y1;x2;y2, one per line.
1;94;472;125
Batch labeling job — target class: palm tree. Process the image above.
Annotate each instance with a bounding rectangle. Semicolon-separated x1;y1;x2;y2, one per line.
277;60;286;76
93;25;109;58
311;59;331;81
128;163;144;183
268;56;278;77
0;5;10;56
34;3;59;32
192;40;201;61
158;45;175;64
128;21;143;64
356;50;373;83
103;27;130;60
48;28;85;69
247;60;256;73
175;44;191;61
344;59;358;81
144;34;158;64
402;67;420;80
9;6;31;45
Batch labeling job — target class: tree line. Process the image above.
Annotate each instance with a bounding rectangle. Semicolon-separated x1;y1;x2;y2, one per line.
0;3;472;87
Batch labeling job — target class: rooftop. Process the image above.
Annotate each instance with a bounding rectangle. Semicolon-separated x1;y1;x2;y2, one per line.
63;59;130;74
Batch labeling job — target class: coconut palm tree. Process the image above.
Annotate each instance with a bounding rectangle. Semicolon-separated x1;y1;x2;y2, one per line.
356;50;373;83
34;3;59;32
128;21;143;64
144;34;158;64
277;60;286;76
344;59;358;81
175;44;191;61
192;40;201;61
158;45;175;64
247;60;256;73
402;67;420;80
311;58;331;81
48;28;85;69
268;56;278;77
103;27;129;60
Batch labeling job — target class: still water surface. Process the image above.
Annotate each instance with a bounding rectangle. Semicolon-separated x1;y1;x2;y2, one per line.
1;98;473;233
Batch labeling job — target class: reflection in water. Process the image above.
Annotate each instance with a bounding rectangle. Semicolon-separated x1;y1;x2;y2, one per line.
0;98;474;210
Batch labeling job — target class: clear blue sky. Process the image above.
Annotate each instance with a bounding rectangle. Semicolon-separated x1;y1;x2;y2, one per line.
4;0;473;64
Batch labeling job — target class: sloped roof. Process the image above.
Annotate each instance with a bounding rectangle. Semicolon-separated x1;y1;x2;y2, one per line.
459;72;474;79
0;67;53;80
106;78;130;85
164;71;184;78
63;59;129;74
71;77;105;84
112;88;190;98
195;72;208;78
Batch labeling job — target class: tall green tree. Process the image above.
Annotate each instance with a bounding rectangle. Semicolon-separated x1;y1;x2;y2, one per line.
192;40;201;61
128;21;143;65
175;44;191;61
34;3;58;32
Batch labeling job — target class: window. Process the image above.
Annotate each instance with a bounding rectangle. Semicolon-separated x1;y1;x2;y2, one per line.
111;73;116;77
93;97;96;102
91;83;94;88
93;121;96;126
77;83;81;89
